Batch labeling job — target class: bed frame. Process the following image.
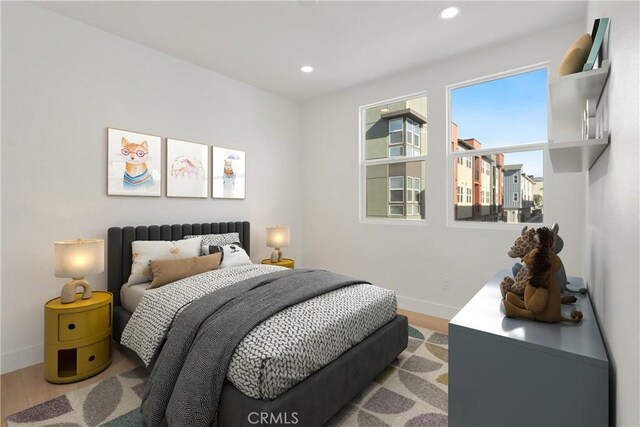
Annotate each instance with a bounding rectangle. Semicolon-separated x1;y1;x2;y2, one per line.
107;221;408;426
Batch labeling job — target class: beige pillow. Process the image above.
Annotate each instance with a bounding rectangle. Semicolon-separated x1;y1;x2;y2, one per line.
149;253;222;289
558;33;593;76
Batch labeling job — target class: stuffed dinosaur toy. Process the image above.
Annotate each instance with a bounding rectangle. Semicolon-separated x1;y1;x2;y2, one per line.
502;227;583;323
500;223;570;301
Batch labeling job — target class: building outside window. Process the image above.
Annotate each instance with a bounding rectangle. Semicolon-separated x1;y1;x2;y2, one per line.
449;66;547;224
361;93;427;221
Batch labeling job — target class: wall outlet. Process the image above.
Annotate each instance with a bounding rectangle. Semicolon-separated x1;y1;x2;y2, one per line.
443;277;451;290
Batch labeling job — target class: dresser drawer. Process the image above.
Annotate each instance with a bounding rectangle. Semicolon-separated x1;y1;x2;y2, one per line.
77;337;110;376
58;303;111;342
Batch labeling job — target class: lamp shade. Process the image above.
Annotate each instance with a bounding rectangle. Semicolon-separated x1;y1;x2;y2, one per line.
54;239;104;278
266;226;290;248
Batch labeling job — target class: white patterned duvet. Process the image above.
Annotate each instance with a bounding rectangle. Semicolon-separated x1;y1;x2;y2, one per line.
121;265;397;400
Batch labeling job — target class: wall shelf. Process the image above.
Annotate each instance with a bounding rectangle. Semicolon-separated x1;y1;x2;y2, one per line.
549;60;610;172
549;132;610;173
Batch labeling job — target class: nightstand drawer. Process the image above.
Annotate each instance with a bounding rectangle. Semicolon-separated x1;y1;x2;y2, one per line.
77;337;110;376
58;304;111;342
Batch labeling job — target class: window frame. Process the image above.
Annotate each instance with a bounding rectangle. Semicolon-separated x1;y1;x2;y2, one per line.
445;62;550;229
359;91;429;225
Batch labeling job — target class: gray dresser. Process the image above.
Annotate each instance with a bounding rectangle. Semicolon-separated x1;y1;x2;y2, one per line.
449;270;609;427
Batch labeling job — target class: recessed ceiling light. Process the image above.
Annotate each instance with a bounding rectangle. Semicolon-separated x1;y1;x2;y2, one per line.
300;65;314;73
440;6;460;19
380;108;389;113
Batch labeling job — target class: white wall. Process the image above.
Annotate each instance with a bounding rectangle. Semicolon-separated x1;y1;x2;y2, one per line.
0;3;302;373
585;2;640;426
300;21;588;319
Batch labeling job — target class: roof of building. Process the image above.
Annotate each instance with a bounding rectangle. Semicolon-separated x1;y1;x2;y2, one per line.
380;108;427;125
503;164;523;171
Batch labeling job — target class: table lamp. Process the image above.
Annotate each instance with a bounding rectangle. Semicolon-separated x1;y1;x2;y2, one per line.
266;226;290;262
54;239;104;303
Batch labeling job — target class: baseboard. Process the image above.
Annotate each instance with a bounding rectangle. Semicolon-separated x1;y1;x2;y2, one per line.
1;343;43;374
397;295;461;320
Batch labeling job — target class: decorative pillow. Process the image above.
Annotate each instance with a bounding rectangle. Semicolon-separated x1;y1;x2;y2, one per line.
149;253;222;289
127;237;202;286
184;233;240;251
220;243;252;268
201;244;226;259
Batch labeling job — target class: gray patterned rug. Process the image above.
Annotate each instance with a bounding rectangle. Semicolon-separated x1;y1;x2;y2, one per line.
6;325;447;427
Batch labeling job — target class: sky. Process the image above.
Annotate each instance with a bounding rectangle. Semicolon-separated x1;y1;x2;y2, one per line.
451;68;547;177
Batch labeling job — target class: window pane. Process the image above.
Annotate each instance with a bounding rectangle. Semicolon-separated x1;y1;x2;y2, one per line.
389;205;404;215
451;68;547;149
363;94;427;161
389;176;403;188
365;161;425;220
453;150;543;223
389;118;403;132
389;131;403;145
389;146;404;157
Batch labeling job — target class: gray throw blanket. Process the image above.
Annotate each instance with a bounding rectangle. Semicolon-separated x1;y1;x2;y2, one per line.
141;269;369;427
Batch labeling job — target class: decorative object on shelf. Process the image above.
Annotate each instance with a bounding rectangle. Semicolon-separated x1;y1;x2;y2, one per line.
211;147;245;199
558;33;592;77
107;128;162;197
549;55;610;172
502;227;582;324
166;138;209;198
54;239;104;303
583;17;609;71
266;225;290;262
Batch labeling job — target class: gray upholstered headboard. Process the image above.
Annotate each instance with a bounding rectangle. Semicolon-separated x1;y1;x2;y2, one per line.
107;221;250;307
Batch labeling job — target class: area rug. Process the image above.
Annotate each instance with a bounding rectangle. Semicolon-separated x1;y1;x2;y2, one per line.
6;325;448;427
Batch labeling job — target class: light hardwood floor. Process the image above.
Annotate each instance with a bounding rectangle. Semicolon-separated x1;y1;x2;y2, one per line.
0;344;141;427
0;309;448;425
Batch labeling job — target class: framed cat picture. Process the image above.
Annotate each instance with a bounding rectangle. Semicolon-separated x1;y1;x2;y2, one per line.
211;147;245;199
166;138;209;198
107;128;162;197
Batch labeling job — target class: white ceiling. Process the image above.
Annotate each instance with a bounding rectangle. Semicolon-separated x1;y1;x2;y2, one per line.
34;1;586;101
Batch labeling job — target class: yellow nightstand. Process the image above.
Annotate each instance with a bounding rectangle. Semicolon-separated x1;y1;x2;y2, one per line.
44;291;112;383
261;258;295;269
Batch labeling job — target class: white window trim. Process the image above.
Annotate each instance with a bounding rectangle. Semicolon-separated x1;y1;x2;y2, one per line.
359;90;428;225
445;62;550;229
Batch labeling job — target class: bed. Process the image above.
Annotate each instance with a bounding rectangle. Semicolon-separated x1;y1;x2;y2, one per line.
107;221;408;426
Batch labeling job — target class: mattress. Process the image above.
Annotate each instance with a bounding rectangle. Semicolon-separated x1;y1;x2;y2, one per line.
120;265;397;400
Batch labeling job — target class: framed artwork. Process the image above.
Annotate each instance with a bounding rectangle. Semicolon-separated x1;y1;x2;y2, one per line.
166;138;209;198
107;128;161;197
211;147;245;199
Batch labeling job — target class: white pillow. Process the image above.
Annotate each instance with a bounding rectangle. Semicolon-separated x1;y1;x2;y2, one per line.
220;243;252;268
127;237;202;286
184;233;240;248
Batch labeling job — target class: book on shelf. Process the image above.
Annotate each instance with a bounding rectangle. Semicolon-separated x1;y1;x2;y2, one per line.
583;17;609;71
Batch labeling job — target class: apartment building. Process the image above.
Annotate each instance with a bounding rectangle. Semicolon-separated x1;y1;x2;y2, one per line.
502;164;537;223
451;123;504;221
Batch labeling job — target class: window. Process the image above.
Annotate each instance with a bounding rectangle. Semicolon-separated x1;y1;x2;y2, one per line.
389;176;404;202
389;118;403;145
362;93;427;221
449;65;547;224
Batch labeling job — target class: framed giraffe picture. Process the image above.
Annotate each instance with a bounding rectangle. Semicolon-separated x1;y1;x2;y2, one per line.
211;147;245;199
107;128;162;197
